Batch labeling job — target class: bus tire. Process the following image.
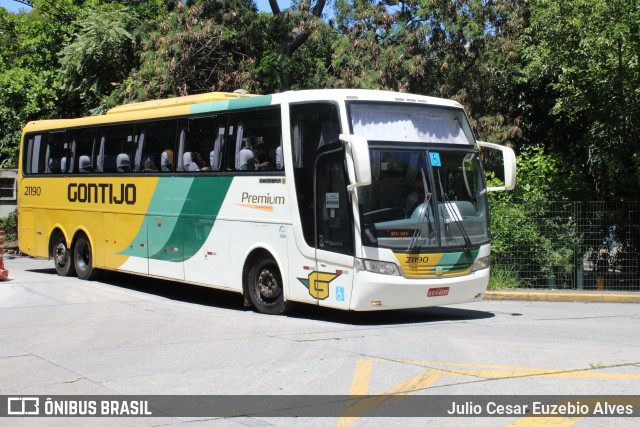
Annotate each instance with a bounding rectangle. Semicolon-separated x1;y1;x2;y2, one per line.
52;232;76;277
73;234;100;280
247;257;291;315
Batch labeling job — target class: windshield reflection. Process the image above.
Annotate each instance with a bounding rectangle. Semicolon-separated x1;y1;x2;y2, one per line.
358;147;489;250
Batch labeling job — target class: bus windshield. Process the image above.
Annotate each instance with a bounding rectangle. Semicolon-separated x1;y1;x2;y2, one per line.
357;147;489;250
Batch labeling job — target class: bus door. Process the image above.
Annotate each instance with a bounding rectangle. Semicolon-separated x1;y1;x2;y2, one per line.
314;147;354;309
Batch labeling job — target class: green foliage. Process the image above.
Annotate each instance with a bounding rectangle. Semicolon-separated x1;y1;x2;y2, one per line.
522;0;640;200
113;1;265;101
1;0;638;205
329;0;528;149
489;147;582;286
487;264;522;290
0;7;72;167
59;4;140;114
0;210;18;243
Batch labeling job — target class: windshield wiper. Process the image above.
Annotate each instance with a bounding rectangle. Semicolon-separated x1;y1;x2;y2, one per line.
436;168;472;254
407;169;432;252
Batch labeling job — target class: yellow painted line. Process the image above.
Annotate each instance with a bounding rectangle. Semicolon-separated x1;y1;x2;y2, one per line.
506;397;640;427
485;291;640;303
394;360;640;380
336;367;442;426
348;359;373;395
437;369;640;380
337;359;640;427
406;360;556;372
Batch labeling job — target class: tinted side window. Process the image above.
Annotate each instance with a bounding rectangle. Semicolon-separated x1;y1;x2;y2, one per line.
226;108;282;172
178;116;221;172
96;124;135;173
68;128;96;174
23;133;44;175
44;131;68;174
135;120;178;173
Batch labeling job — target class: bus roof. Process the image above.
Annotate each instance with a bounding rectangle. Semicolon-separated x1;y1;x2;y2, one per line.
21;89;465;133
105;91;255;115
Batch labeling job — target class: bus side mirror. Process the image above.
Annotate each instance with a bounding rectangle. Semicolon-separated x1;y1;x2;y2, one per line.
340;134;372;191
477;141;516;191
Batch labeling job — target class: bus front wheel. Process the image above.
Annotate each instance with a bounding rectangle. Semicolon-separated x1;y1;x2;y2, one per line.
247;258;291;315
53;232;75;277
73;234;100;280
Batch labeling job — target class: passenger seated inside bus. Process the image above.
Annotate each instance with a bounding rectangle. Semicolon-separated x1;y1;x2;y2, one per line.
405;176;426;215
238;137;256;171
78;155;92;173
183;152;194;171
161;149;173;172
255;140;274;170
48;158;61;174
189;152;210;171
142;156;158;172
116;153;130;173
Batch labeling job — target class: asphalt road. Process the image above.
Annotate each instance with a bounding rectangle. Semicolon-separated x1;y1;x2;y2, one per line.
1;255;639;426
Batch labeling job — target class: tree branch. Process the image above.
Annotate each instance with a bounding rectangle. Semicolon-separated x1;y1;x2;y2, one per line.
268;0;281;15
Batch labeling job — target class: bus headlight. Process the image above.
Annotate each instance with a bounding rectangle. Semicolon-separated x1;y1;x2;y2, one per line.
471;256;490;272
357;259;400;275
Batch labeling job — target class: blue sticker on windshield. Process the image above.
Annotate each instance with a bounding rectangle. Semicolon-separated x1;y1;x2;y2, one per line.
430;152;441;167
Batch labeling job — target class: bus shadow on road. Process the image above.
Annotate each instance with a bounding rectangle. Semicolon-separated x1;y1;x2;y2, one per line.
286;305;495;326
27;267;495;326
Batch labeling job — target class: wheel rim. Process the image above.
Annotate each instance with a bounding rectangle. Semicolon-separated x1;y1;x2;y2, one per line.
76;240;91;271
257;267;281;300
55;242;68;267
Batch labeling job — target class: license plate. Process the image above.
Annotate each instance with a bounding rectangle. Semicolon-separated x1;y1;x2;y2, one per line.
428;287;449;297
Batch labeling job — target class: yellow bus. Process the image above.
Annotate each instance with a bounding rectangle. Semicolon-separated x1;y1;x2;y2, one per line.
18;89;515;314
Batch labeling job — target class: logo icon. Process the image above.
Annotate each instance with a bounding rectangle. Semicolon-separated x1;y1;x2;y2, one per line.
7;397;40;415
298;272;340;300
336;286;345;302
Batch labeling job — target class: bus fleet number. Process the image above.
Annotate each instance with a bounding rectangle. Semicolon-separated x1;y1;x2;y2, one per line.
24;186;42;196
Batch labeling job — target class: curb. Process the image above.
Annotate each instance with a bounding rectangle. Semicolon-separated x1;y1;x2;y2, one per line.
484;290;640;303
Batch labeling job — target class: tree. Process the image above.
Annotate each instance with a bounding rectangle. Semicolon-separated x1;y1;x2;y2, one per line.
0;7;72;166
58;4;140;115
266;0;329;91
522;0;640;200
111;0;268;102
329;0;528;146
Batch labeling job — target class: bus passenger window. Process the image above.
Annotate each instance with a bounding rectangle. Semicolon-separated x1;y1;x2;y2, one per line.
228;108;282;173
44;131;67;174
23;134;44;175
134;119;177;173
179;116;218;172
68;128;96;174
96;124;134;174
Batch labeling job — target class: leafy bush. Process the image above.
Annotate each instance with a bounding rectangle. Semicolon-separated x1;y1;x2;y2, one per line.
0;210;17;243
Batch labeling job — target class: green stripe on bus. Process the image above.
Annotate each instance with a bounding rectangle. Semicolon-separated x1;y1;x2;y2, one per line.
437;250;479;272
147;176;233;261
120;176;233;262
189;95;273;115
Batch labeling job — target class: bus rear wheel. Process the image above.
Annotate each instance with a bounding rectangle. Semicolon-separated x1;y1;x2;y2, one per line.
247;258;291;315
73;234;100;280
53;232;75;277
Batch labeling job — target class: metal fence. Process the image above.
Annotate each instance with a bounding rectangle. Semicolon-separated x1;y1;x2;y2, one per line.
491;202;640;291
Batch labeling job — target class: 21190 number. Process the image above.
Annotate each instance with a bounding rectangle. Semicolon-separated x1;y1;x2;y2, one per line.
24;186;42;196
